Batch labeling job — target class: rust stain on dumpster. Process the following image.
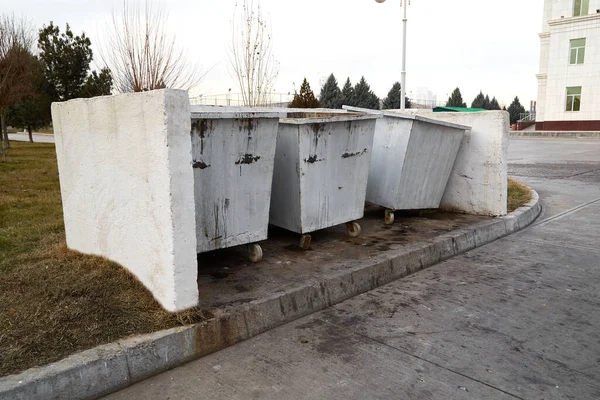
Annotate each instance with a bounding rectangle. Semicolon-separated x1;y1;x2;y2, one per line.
304;155;324;164
191;119;213;153
193;160;210;169
237;118;256;133
341;148;368;158
235;154;261;165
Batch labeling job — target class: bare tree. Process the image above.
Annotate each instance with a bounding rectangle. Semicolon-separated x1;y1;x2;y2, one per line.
101;0;201;93
229;0;279;106
0;13;35;155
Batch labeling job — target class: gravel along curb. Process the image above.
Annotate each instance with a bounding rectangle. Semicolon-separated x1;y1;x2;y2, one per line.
0;188;541;400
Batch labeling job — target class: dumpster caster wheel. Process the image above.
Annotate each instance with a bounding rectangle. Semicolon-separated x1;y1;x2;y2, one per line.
248;243;263;263
346;222;362;238
384;209;395;225
299;234;312;250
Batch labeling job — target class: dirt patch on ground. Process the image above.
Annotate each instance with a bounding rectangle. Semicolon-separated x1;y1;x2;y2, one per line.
196;205;487;310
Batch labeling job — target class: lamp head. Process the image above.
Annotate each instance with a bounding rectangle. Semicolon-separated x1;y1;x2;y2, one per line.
375;0;386;3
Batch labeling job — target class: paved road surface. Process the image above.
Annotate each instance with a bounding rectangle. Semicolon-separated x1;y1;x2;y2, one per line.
104;138;600;400
7;132;55;143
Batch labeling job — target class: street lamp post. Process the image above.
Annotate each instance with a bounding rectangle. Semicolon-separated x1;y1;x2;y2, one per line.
376;0;408;110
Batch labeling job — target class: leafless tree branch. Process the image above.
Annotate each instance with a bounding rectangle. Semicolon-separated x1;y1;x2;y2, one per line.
228;0;279;106
100;0;202;93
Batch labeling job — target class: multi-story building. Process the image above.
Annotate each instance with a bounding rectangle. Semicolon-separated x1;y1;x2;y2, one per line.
413;87;438;109
536;0;600;130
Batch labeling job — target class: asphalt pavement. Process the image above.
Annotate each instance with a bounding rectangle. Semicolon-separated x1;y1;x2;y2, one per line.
102;138;600;400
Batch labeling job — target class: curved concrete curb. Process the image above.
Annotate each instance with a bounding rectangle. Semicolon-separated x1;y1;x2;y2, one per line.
0;189;541;400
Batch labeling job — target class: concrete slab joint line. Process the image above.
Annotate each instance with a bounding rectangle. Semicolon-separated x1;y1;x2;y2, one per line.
0;187;541;400
510;131;600;138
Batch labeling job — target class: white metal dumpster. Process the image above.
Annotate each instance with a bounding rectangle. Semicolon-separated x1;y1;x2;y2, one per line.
269;113;379;248
190;107;283;261
343;106;469;224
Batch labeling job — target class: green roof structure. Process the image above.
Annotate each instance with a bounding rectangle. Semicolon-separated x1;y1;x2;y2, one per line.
433;107;487;113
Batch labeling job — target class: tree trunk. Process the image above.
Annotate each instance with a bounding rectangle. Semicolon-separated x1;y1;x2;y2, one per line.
0;112;3;157
28;126;33;143
0;110;9;150
0;110;8;152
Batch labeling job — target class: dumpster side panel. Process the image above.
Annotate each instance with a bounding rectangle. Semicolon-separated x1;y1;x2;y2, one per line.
51;90;198;312
395;121;464;209
269;125;302;232
297;120;375;233
191;118;278;253
365;117;413;209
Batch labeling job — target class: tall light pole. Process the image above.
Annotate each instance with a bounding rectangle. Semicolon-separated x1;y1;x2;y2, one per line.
376;0;408;110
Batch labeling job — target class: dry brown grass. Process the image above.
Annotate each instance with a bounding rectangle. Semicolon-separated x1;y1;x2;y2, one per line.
0;142;207;377
507;178;532;212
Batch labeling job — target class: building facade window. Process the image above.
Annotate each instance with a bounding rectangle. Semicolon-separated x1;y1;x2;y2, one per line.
573;0;589;16
570;38;586;64
566;86;582;111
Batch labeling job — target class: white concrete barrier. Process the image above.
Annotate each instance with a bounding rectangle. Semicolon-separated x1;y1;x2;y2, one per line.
51;90;198;312
403;110;509;216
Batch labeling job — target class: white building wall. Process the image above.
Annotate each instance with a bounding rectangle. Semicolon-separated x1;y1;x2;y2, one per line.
545;17;600;121
51;90;199;312
545;0;600;21
537;0;600;128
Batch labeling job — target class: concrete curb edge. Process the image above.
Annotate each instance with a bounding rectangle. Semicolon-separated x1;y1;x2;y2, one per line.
0;188;542;400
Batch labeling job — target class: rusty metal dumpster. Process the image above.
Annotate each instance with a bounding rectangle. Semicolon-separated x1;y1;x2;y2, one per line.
344;106;469;224
190;107;283;261
269;112;379;248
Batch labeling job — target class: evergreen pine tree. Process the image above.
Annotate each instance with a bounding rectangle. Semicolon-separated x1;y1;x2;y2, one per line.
289;78;320;108
79;68;113;98
446;87;467;108
483;95;491;110
382;82;412;109
471;91;486;108
38;22;112;101
488;97;501;110
507;96;526;124
351;76;380;110
319;73;342;109
38;23;92;101
340;78;353;107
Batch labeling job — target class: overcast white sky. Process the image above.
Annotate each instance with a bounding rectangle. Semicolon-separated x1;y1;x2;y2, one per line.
4;0;542;107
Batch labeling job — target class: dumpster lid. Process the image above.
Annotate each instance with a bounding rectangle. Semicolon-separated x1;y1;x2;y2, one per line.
190;105;285;119
342;106;470;131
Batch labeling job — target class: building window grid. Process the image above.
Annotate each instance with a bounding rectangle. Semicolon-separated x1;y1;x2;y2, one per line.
573;0;589;16
565;87;582;112
569;38;586;64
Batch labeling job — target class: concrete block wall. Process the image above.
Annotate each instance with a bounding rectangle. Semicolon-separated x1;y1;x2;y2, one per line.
402;110;509;216
51;90;199;312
